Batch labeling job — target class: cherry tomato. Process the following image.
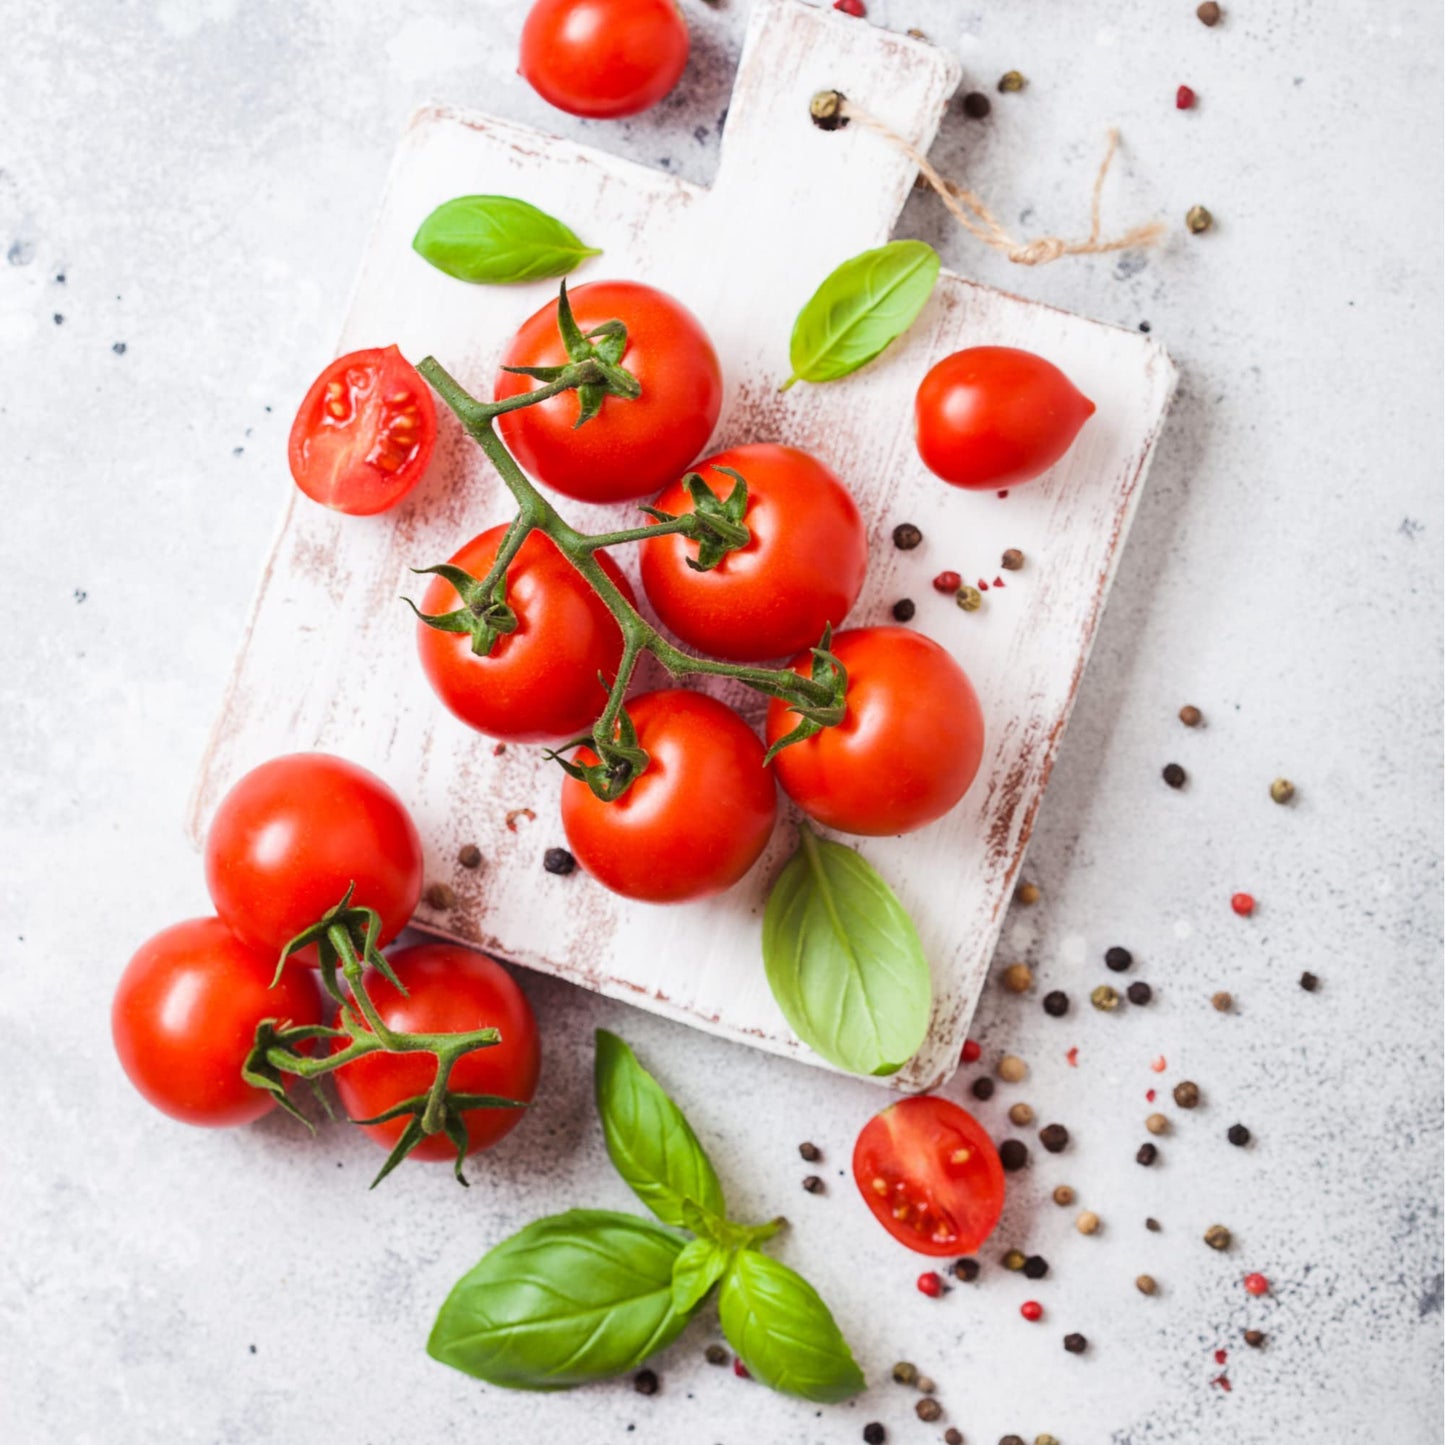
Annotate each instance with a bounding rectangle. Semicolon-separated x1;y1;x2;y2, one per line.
915;346;1095;490
333;944;540;1161
853;1095;1006;1255
204;753;424;955
288;346;437;515
561;689;777;903
639;445;868;661
112;917;323;1127
519;0;689;120
495;281;723;504
417;525;636;743
766;627;985;836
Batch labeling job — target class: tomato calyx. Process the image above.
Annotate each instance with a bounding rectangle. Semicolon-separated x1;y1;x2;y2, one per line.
547;697;652;803
275;881;405;1001
640;466;752;572
406;558;520;658
762;626;850;763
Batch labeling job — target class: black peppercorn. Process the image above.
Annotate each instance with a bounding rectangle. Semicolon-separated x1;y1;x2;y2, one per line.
799;1141;821;1162
863;1425;886;1445
1243;1329;1266;1348
953;1256;980;1282
1173;1080;1201;1109
1136;1142;1158;1166
705;1344;728;1366
634;1368;659;1395
892;598;916;622
802;1174;823;1193
543;847;576;876
1042;990;1070;1017
945;1432;964;1445
892;522;923;550
1063;1332;1087;1354
999;1139;1029;1171
457;843;482;869
1022;1254;1049;1280
1227;1124;1251;1147
1197;0;1222;24
1105;946;1133;972
1146;1217;1161;1232
961;91;992;119
1300;971;1320;992
1001;547;1024;571
1001;1436;1027;1445
1162;762;1187;788
971;1077;996;1101
1126;981;1153;1006
1039;1123;1069;1153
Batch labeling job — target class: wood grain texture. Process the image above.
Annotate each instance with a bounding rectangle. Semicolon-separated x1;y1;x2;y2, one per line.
191;0;1176;1091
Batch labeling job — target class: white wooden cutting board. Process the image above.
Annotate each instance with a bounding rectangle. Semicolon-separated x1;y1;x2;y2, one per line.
192;0;1176;1091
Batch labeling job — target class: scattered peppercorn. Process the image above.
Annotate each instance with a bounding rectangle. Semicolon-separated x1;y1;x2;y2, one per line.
1231;891;1255;916
733;1357;750;1378
917;1271;944;1298
1227;1124;1251;1147
1016;879;1040;904
1002;1248;1027;1271
543;847;576;876
961;1038;982;1063
956;584;984;612
999;1140;1029;1172
1063;1332;1087;1354
1052;1184;1076;1206
1042;990;1070;1018
1001;1437;1026;1445
1022;1255;1049;1280
1270;777;1295;804
1039;1123;1070;1154
891;1361;918;1385
891;598;916;622
862;1425;886;1445
1204;1224;1233;1251
1008;1102;1035;1127
1001;547;1025;571
916;1375;937;1395
1179;704;1203;726
1020;1301;1043;1322
834;0;867;15
1091;984;1120;1012
933;569;962;593
1076;1210;1100;1235
1300;971;1320;992
893;522;923;550
802;1175;823;1193
1136;1274;1158;1295
457;844;482;869
799;1141;821;1162
1136;1142;1159;1166
1244;1329;1266;1348
945;1432;964;1445
1197;0;1222;24
998;1054;1028;1083
1173;1081;1201;1109
1162;762;1187;789
634;1368;659;1395
1146;1217;1161;1232
1187;204;1214;234
1212;990;1233;1012
1244;1272;1270;1296
953;1257;980;1282
1002;962;1034;994
705;1343;728;1366
1036;1436;1061;1445
423;881;457;910
961;91;992;119
1105;946;1133;972
971;1077;996;1101
916;1398;944;1423
1176;84;1197;110
1146;1113;1169;1136
1127;981;1153;1006
997;70;1026;93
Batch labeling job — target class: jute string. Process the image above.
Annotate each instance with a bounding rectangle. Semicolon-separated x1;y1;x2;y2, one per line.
836;96;1164;266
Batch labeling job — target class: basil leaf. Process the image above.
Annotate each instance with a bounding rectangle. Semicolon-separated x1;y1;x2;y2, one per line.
782;239;940;390
412;195;601;284
762;826;931;1076
718;1249;864;1403
671;1236;731;1314
595;1029;727;1228
427;1210;688;1389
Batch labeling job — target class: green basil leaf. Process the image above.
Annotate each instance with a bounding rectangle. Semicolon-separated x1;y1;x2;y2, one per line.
595;1029;727;1228
427;1210;687;1390
412;195;601;284
782;239;940;389
718;1249;865;1403
762;826;931;1076
671;1236;731;1314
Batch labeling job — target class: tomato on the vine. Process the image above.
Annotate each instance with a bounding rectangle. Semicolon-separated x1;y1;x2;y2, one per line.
561;689;777;903
288;345;437;515
495;281;723;504
112;917;323;1128
333;945;541;1161
766;627;985;836
915;346;1095;490
204;753;423;955
853;1095;1005;1255
519;0;690;120
416;525;636;742
639;444;868;661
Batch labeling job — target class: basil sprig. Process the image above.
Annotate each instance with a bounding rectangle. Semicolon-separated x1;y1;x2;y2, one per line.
781;239;940;390
413;195;601;284
763;824;932;1076
428;1030;863;1403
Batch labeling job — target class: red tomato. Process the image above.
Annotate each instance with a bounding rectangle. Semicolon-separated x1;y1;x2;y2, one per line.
766;627;985;836
853;1095;1006;1255
561;689;777;903
495;281;723;504
519;0;689;120
639;445;869;661
112;917;323;1127
333;945;541;1161
204;753;424;955
417;525;636;742
288;346;437;515
915;346;1095;490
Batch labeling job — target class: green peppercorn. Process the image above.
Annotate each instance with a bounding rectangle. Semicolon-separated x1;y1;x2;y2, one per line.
891;1360;918;1385
1187;204;1214;234
1091;984;1120;1011
1204;1223;1232;1251
1270;777;1295;804
1036;1434;1061;1445
705;1344;728;1366
956;584;983;612
1002;1248;1027;1271
998;70;1026;92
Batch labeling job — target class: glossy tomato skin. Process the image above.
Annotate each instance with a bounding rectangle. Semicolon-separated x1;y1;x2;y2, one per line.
417;526;636;743
333;945;541;1161
495;281;723;504
639;445;868;661
288;345;437;515
204;753;424;955
766;627;985;837
915;346;1095;490
853;1095;1006;1256
112;917;323;1127
520;0;689;120
561;689;777;903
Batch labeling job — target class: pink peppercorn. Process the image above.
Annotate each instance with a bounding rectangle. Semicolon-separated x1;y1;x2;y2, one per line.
1231;892;1256;916
1020;1300;1043;1321
933;570;962;593
1244;1272;1270;1296
834;0;867;13
1177;85;1197;109
733;1357;750;1378
961;1038;982;1064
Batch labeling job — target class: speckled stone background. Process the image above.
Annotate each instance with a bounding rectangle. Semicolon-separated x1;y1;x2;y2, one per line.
2;2;1441;1442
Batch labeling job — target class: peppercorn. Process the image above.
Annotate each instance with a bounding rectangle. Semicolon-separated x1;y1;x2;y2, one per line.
1176;84;1197;110
1008;1102;1035;1127
1016;879;1040;904
916;1398;943;1423
543;847;576;876
1019;1301;1043;1322
457;843;482;869
1146;1217;1161;1232
1231;891;1256;916
1001;1437;1026;1445
423;881;457;910
961;91;992;119
953;1256;980;1282
1002;1248;1027;1271
1063;1333;1087;1354
956;584;983;612
1040;1123;1069;1154
1036;1437;1061;1445
634;1368;659;1395
933;569;962;593
971;1077;995;1101
1146;1113;1169;1136
891;1361;918;1385
1105;945;1133;972
999;1140;1029;1171
1244;1272;1270;1296
1001;547;1025;571
1136;1142;1158;1166
1227;1124;1251;1147
1300;971;1320;992
997;1054;1028;1083
916;1271;943;1298
1244;1329;1266;1348
1127;981;1153;1006
891;598;916;623
1179;704;1203;726
1187;204;1214;234
1173;1080;1201;1109
863;1425;886;1445
1136;1274;1158;1295
1052;1184;1076;1206
705;1343;728;1366
916;1375;937;1395
1270;777;1295;804
1212;990;1233;1012
1042;990;1070;1019
962;1038;982;1063
1001;962;1034;994
1197;0;1222;24
1076;1210;1100;1235
1204;1224;1232;1251
802;1175;823;1193
799;1141;821;1162
893;522;923;550
997;70;1026;93
1091;984;1120;1011
945;1432;964;1445
1022;1254;1049;1280
1162;762;1187;789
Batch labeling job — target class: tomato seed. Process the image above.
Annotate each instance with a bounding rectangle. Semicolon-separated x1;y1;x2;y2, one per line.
1244;1272;1270;1296
916;1271;944;1297
1177;85;1197;109
933;570;962;593
1020;1300;1043;1321
326;400;347;418
871;1176;888;1196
